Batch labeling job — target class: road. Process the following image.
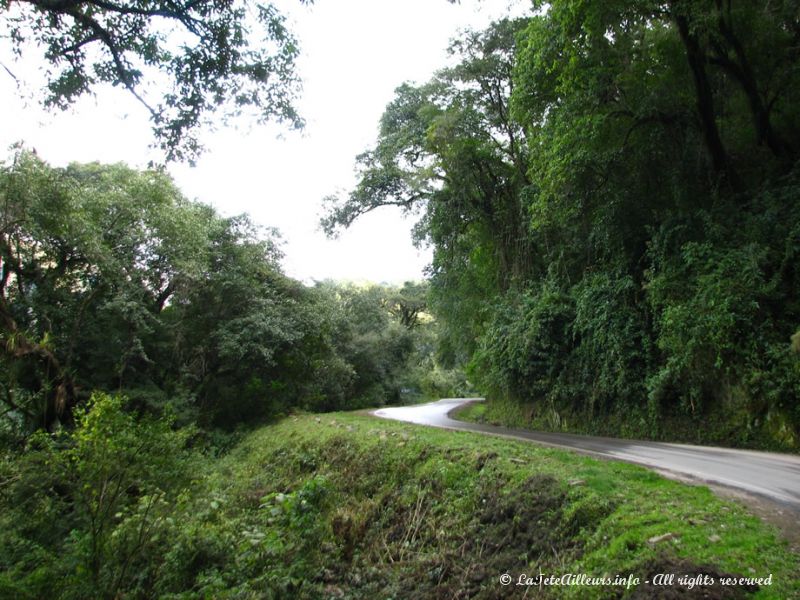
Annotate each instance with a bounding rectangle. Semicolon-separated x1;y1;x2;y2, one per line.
372;398;800;510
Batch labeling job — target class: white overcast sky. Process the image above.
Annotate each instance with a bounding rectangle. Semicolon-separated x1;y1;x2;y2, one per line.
0;0;529;284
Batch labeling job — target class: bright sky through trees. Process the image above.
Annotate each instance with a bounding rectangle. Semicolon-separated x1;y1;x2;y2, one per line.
0;0;527;284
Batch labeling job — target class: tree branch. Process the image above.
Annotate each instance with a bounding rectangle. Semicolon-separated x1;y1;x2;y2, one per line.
62;6;160;119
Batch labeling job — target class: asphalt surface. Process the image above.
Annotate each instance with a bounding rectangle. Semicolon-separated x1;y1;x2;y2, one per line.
372;398;800;510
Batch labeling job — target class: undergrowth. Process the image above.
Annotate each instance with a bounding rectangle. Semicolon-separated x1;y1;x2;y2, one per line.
2;407;797;598
175;413;798;598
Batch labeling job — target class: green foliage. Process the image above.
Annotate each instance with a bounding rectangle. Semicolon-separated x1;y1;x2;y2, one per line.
2;0;307;162
0;151;214;430
327;3;800;448
647;238;769;411
571;271;650;412
470;283;574;404
2;403;798;598
0;152;453;434
119;414;800;597
0;392;194;599
414;362;472;400
323;19;538;372
304;281;450;409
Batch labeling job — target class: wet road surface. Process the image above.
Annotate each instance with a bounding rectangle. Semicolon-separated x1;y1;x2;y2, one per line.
373;398;800;509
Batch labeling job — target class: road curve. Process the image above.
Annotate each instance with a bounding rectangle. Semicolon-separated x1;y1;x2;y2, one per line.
372;398;800;510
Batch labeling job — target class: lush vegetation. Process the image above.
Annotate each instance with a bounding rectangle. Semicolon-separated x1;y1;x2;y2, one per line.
0;150;463;441
3;1;800;597
0;150;472;596
2;405;795;599
324;2;800;450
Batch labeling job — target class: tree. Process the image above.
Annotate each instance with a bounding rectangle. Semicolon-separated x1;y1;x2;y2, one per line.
0;150;444;433
0;150;211;429
322;18;536;362
167;212;313;425
668;0;800;168
2;0;311;162
386;281;427;329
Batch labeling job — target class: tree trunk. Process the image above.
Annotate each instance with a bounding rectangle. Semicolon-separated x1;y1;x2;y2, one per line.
673;9;733;180
0;294;76;430
711;0;795;162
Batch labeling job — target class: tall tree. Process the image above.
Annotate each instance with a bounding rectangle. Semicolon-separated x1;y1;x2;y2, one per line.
0;151;212;428
328;4;800;448
386;281;428;330
323;18;536;360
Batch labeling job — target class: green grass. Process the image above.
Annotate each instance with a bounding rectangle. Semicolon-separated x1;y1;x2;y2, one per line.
453;400;489;423
182;412;799;599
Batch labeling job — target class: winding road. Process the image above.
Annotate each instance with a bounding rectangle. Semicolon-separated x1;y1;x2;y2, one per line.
372;398;800;510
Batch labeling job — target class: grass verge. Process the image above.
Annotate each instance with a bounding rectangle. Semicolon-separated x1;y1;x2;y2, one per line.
167;412;798;599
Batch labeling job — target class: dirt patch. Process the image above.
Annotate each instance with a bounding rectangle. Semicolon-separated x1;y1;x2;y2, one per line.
473;451;498;471
630;558;760;599
434;474;577;599
476;474;569;562
340;474;578;600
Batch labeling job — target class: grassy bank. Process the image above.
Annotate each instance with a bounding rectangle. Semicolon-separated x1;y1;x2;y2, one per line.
164;413;796;598
4;408;796;599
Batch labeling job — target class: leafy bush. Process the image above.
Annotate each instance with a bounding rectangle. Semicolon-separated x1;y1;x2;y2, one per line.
0;393;195;599
471;283;575;405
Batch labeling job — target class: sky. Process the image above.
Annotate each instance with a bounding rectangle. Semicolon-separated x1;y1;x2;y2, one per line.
0;0;528;284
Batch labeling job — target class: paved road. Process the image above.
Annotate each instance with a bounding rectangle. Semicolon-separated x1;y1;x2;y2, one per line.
373;398;800;509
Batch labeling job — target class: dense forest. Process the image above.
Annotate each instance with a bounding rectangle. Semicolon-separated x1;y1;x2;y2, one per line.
0;152;467;437
325;1;800;450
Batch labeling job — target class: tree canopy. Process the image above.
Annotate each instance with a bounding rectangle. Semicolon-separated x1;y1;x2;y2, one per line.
2;0;311;162
324;2;800;449
0;151;458;434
